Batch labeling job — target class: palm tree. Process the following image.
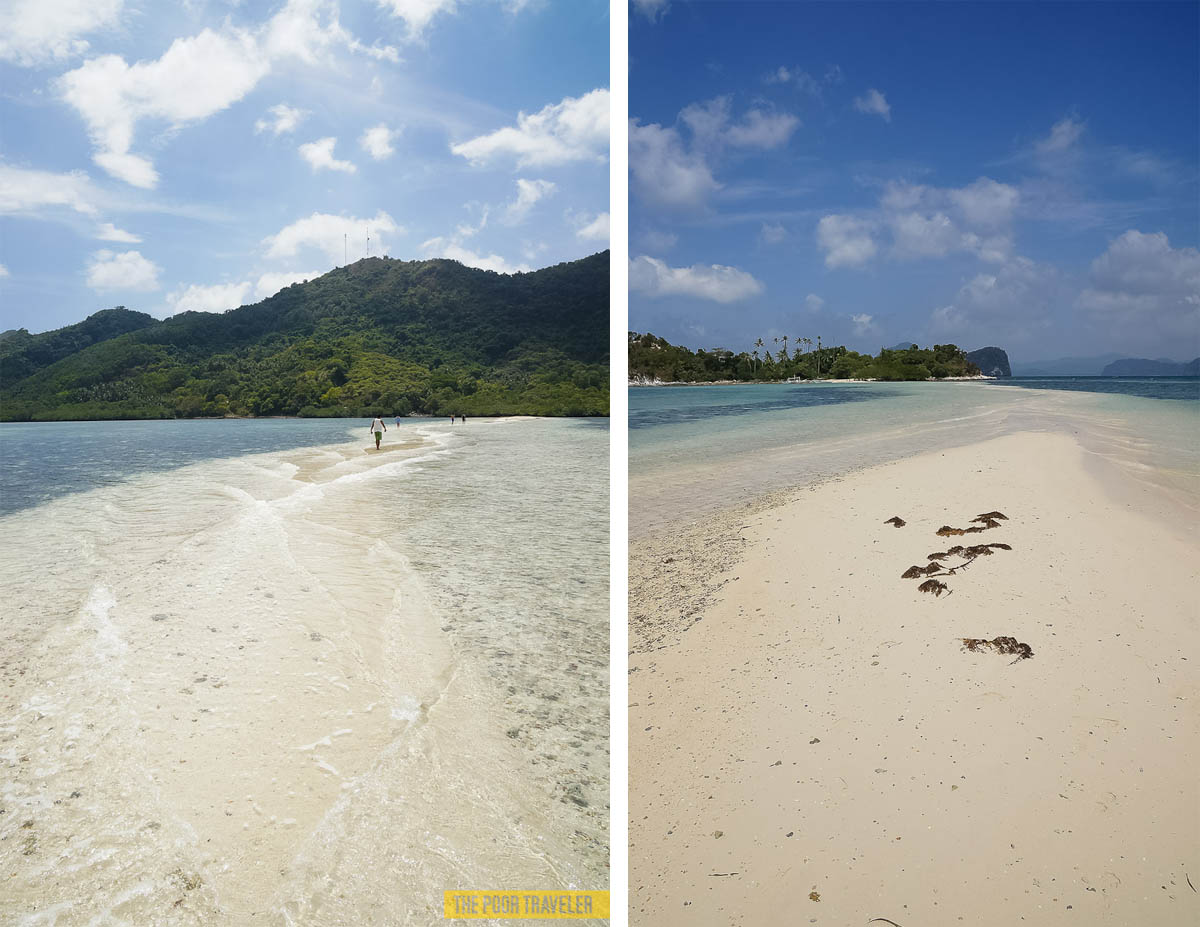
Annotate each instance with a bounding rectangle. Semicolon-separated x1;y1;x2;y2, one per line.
816;335;823;377
751;349;760;372
782;335;789;361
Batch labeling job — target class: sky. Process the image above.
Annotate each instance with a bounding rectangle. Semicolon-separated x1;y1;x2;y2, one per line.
0;0;609;333
628;0;1200;364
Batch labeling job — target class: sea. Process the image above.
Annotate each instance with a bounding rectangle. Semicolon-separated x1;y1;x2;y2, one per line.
0;417;609;926
630;377;1199;538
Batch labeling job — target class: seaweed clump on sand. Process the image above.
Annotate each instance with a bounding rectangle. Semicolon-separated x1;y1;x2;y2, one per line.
884;516;906;527
902;564;946;579
962;635;1033;663
918;579;950;596
974;511;1008;521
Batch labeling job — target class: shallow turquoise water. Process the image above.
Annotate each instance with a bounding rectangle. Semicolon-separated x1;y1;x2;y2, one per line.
630;381;1199;537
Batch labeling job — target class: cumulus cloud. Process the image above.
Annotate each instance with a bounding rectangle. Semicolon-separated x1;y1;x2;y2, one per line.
680;96;798;150
0;163;98;216
1036;115;1084;155
256;103;307;135
503;178;556;224
95;222;140;242
851;313;878;335
452;88;608;168
0;264;9;278
254;269;325;299
875;177;1019;264
816;214;878;268
574;212;609;242
805;293;824;312
853;88;891;121
629;255;764;303
420;238;531;274
86;249;160;291
929;256;1061;343
0;0;123;67
56;0;388;187
632;0;670;22
1077;230;1200;352
375;0;459;38
263;211;401;263
165;281;252;315
360;123;398;160
299;136;356;173
766;63;842;96
629;120;720;211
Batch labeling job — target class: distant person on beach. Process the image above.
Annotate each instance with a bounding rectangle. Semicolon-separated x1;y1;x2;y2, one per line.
394;416;401;426
450;415;455;424
369;415;387;449
461;415;466;424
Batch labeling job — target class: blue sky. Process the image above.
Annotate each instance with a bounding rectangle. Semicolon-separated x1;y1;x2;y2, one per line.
629;0;1199;363
1;0;609;333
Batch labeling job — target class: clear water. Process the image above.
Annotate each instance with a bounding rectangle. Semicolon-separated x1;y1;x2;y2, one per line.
990;375;1200;401
0;418;608;925
630;381;1200;538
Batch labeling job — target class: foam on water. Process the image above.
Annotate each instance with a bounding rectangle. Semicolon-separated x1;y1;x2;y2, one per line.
0;418;608;925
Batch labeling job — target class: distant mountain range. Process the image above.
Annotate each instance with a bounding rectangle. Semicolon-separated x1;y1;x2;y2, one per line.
1012;353;1198;376
1100;357;1200;376
1;252;609;421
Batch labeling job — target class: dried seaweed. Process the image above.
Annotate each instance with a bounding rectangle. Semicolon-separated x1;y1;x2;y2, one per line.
927;551;950;560
884;516;907;527
945;545;965;556
918;579;950;596
962;544;995;557
986;542;1012;551
962;635;1033;662
901;565;926;579
975;511;1008;520
936;525;966;537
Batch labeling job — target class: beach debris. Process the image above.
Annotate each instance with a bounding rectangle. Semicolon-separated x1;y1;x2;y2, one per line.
974;511;1008;521
961;636;1033;663
809;892;820;902
868;919;906;927
986;542;1012;550
927;551;951;560
884;516;906;527
901;565;926;579
712;830;723;839
918;579;950;596
936;525;966;536
962;545;995;557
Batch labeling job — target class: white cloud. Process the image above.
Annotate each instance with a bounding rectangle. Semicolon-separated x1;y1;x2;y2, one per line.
1077;230;1200;351
0;264;9;278
165;281;252;316
853;88;891;122
375;0;459;38
0;163;98;216
256;103;307;135
299;137;357;173
725;109;799;148
632;0;670;22
766;63;841;96
930;256;1061;344
816;214;878;268
680;96;798;150
420;238;531;274
575;212;609;242
360;124;398;160
0;0;123;67
86;249;160;291
56;0;386;187
638;228;678;252
452;88;608;168
503;178;556;224
263;211;401;263
629;121;719;211
760;222;786;244
1036;116;1084;154
851;313;878;335
95;222;140;242
629;255;764;303
254;269;325;299
880;178;1018;263
805;293;824;312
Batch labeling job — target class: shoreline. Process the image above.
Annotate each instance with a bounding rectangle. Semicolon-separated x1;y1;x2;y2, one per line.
629;376;995;387
629;429;1198;925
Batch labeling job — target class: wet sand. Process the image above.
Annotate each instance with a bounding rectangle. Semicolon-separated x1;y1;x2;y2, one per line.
630;431;1198;926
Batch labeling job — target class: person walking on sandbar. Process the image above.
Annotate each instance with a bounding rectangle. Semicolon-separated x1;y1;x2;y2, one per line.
369;414;387;449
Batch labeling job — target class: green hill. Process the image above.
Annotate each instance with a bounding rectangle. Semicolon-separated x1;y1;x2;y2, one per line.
1;252;609;421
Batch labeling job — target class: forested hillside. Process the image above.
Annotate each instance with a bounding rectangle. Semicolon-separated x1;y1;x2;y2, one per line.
1;253;609;420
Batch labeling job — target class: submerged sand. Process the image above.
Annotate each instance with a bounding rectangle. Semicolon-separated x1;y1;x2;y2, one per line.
630;431;1198;926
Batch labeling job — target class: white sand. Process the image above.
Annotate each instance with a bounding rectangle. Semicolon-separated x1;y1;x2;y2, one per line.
630;431;1198;925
